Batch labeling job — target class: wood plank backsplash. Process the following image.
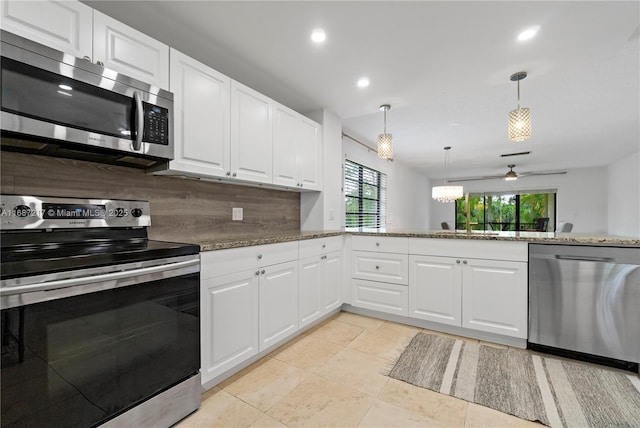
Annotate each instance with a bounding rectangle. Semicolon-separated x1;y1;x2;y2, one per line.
0;151;301;243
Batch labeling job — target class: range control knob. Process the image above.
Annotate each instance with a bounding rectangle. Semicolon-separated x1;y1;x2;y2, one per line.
131;208;143;218
14;205;32;218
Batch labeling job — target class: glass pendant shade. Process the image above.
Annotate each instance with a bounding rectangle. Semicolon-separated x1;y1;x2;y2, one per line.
431;146;463;203
508;107;531;142
432;185;464;203
378;133;393;159
377;104;393;159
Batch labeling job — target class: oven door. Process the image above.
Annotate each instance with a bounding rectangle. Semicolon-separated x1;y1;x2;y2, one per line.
0;255;200;428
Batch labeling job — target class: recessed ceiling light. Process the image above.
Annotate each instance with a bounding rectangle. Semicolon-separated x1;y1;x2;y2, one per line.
518;26;540;41
357;77;370;88
311;29;326;43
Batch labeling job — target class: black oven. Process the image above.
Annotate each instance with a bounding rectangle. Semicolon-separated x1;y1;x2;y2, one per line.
1;195;201;428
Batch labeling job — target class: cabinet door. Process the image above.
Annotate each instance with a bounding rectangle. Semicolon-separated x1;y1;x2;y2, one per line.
93;10;169;89
201;270;259;384
298;255;323;328
324;251;342;312
409;256;462;326
1;0;92;59
169;49;231;177
272;105;299;188
297;117;322;191
259;261;298;351
462;259;528;338
230;81;273;184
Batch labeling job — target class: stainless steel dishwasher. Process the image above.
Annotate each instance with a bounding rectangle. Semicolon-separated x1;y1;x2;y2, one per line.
528;244;640;371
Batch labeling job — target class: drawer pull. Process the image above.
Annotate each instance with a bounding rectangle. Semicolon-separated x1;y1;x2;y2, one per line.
322;244;326;248
261;269;266;274
456;260;461;264
257;254;263;260
255;271;260;276
463;260;468;265
375;265;380;270
376;242;380;247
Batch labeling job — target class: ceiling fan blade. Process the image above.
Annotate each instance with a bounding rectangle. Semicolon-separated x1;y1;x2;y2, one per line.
448;170;566;182
448;175;504;182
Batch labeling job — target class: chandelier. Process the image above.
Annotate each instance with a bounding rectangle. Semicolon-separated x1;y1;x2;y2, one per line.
432;146;464;203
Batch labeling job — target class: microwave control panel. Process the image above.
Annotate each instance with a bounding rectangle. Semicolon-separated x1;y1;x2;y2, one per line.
142;103;169;145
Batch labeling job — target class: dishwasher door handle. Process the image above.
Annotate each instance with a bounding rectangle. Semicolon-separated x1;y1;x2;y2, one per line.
555;255;614;263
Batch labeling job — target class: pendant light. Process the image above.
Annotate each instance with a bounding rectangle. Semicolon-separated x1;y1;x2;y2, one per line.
508;71;531;142
504;164;518;181
432;146;464;203
377;104;393;159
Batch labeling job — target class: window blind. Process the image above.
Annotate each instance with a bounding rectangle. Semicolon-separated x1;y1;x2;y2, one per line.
344;160;387;230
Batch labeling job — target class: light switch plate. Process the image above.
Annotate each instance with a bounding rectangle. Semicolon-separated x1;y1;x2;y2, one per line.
232;207;243;221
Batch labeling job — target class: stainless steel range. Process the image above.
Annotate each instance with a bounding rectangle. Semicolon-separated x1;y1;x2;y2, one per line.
1;195;201;427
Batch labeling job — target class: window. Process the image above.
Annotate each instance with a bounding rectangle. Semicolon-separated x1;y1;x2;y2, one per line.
455;191;556;231
344;160;387;230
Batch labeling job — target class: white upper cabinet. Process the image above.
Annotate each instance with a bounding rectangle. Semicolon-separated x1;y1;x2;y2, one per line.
93;11;169;90
273;104;322;191
1;0;92;59
230;81;273;184
167;48;231;177
1;1;169;89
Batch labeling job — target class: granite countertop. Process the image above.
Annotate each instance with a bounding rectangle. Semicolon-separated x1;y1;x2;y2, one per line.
196;231;343;251
349;229;640;246
194;229;639;251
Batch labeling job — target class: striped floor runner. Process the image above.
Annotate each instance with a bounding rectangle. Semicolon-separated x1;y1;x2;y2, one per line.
389;333;640;427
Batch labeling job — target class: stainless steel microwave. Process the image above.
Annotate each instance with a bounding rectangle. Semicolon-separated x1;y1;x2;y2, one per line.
0;30;173;169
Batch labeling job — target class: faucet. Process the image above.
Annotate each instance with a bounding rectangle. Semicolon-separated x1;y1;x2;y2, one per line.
465;192;471;234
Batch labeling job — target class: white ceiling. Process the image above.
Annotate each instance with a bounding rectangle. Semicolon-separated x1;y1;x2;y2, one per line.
85;1;640;179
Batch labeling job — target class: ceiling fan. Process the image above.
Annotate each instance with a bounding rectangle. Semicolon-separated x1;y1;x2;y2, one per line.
448;165;567;183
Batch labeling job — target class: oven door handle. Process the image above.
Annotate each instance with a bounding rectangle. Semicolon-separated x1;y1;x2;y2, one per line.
0;259;199;297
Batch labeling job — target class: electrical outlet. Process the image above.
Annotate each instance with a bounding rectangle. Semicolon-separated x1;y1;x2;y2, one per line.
232;207;243;221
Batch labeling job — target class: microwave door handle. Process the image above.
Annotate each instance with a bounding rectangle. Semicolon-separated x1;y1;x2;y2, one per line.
133;91;144;151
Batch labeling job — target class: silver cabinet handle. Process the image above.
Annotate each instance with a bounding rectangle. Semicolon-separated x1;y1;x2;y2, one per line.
232;172;237;177
255;271;260;276
261;269;266;274
376;242;380;246
456;260;461;264
555;255;614;263
132;91;144;151
257;254;263;260
375;265;380;270
96;60;104;66
226;171;231;176
322;244;326;249
0;259;199;297
463;260;468;264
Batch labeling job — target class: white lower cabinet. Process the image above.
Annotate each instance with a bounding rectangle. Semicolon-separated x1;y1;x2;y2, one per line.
409;255;461;326
462;258;527;338
352;279;408;316
298;247;343;328
201;270;259;385
259;260;298;351
408;238;528;339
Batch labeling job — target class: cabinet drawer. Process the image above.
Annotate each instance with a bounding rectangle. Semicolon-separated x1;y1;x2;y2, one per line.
352;279;408;316
409;238;528;262
201;241;298;279
351;236;409;254
351;251;408;285
298;236;343;259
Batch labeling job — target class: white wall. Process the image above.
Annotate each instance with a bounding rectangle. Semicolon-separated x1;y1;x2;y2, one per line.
428;166;609;234
607;151;640;237
301;109;344;231
342;136;431;230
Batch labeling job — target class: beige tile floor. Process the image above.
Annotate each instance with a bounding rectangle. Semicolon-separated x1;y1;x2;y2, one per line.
178;312;543;428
